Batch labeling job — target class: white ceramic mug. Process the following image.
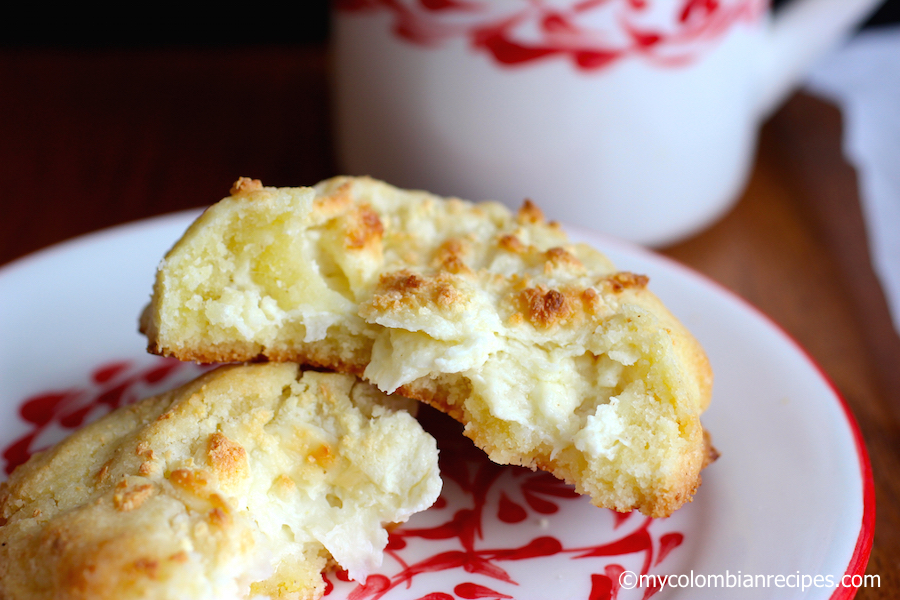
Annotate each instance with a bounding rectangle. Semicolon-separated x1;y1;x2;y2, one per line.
331;0;883;246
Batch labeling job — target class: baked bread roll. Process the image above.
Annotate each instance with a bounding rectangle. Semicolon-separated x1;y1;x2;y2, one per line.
0;363;441;600
141;176;713;517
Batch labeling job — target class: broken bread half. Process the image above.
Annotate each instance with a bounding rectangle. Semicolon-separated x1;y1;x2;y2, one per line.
141;176;714;517
0;363;441;600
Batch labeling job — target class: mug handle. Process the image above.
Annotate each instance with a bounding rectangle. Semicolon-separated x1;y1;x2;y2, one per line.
757;0;885;116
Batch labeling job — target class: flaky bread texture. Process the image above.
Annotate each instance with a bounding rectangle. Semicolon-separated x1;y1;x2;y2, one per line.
141;176;713;517
0;363;441;600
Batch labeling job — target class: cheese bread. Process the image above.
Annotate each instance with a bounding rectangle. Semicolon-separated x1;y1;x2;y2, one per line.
0;363;441;600
140;176;714;517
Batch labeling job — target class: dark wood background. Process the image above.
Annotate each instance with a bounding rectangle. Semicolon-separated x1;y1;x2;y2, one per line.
2;6;899;598
1;1;898;48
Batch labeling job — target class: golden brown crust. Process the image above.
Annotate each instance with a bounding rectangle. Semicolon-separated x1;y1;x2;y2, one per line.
343;205;384;250
113;483;154;512
517;199;545;224
498;234;526;254
207;433;248;483
544;246;582;271
703;429;721;468
230;177;262;195
368;270;465;314
519;286;573;328
146;338;373;379
431;238;473;275
169;468;209;495
603;271;650;293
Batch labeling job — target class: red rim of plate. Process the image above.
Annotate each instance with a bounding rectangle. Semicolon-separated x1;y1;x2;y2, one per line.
576;227;876;600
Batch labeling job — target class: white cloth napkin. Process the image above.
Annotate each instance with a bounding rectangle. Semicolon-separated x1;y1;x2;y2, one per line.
804;25;900;334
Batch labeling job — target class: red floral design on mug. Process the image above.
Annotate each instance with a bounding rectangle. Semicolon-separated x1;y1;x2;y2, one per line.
335;0;767;70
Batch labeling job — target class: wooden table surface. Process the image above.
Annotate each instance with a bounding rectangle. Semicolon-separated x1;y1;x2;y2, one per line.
1;44;898;598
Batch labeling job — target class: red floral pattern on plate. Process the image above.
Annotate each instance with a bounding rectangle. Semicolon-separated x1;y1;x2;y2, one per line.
3;358;687;600
335;0;767;70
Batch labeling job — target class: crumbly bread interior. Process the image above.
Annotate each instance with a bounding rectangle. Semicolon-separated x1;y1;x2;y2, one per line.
141;176;713;517
0;363;441;600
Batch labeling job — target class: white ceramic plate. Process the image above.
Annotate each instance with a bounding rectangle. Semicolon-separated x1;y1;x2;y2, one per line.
0;213;873;600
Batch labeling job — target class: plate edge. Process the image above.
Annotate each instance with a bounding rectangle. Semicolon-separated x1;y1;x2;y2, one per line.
565;224;877;598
